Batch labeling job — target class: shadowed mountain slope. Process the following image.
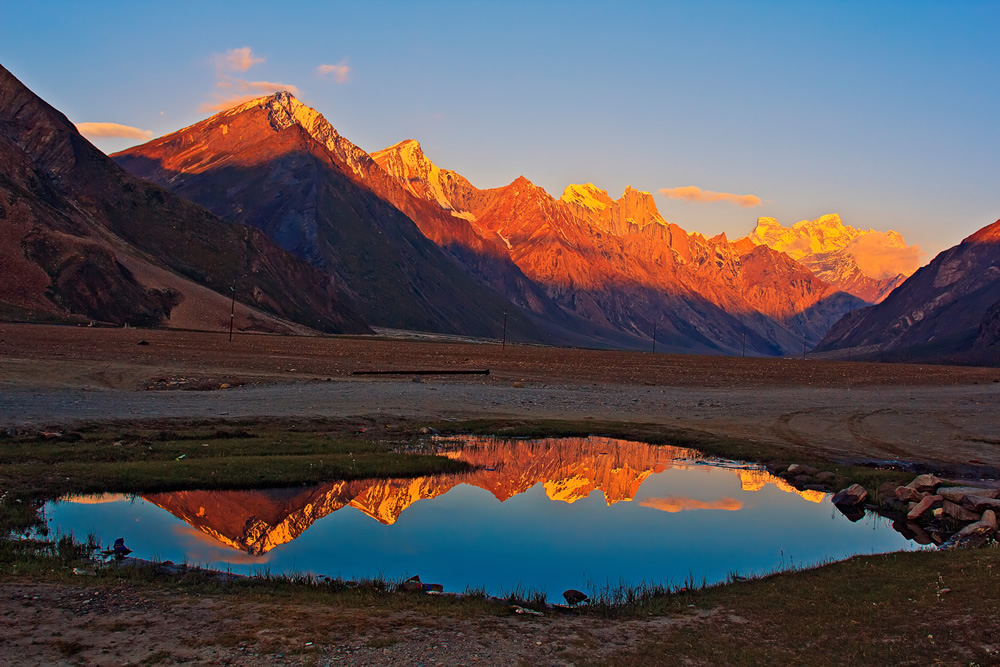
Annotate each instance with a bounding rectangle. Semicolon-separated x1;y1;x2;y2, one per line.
816;220;1000;364
0;65;369;333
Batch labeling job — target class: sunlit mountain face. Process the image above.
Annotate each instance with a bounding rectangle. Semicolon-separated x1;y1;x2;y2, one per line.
141;436;822;555
748;214;919;303
112;93;920;356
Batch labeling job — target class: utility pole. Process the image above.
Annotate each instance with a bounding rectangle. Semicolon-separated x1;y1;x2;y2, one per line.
652;323;657;354
501;306;508;351
229;285;236;343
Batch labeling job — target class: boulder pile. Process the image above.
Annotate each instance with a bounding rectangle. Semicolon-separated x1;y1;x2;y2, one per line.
834;473;999;548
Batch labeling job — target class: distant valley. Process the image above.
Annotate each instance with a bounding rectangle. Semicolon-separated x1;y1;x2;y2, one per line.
3;67;996;363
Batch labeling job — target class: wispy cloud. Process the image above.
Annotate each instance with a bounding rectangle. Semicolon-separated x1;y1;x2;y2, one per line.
215;46;264;73
639;496;743;513
659;185;762;208
317;61;351;84
75;122;153;141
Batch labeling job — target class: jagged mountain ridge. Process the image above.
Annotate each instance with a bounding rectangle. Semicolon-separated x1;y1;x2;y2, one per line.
114;91;879;354
142;436;822;555
816;219;1000;364
0;66;369;333
115;93;642;347
374;142;864;353
749;215;914;303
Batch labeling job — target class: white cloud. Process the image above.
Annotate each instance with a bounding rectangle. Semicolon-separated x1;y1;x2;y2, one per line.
75;122;153;141
659;185;762;208
317;61;351;84
216;47;264;73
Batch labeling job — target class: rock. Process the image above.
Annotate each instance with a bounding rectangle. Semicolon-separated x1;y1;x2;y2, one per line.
963;496;1000;513
816;471;836;482
563;589;589;606
944;514;997;549
876;481;899;498
938;486;1000;503
895;486;925;503
136;340;149;346
793;474;813;484
931;507;945;519
401;575;423;592
787;464;820;476
943;500;981;522
803;484;827;492
831;484;868;507
907;494;943;521
906;474;943;493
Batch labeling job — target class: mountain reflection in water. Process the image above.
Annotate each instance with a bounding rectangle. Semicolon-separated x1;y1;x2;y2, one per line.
133;436;821;555
51;436;917;596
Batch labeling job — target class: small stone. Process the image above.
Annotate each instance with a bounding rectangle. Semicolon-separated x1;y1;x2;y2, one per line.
787;464;820;476
906;474;943;493
907;494;943;521
963;496;1000;513
793;474;812;484
816;471;836;482
944;512;998;549
831;484;867;507
943;500;981;522
895;486;925;503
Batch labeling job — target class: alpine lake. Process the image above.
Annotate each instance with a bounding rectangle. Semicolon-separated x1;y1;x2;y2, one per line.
43;435;919;600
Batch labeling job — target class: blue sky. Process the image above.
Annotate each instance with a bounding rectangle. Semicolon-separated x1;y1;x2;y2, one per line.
3;0;998;257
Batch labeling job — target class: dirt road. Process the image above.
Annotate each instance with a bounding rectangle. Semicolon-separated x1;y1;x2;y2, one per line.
2;322;999;467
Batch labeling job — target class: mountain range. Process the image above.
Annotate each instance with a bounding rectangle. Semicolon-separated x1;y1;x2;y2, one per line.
3;66;994;362
112;91;924;355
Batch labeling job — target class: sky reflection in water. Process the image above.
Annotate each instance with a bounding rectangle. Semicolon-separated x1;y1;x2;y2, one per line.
44;436;918;598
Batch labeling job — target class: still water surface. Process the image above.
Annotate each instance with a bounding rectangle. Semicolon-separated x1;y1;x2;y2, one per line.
44;436;918;598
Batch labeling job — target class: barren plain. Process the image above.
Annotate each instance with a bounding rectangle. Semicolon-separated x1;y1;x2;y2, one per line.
3;322;1000;665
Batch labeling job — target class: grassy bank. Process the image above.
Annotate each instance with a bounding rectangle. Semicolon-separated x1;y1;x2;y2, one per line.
594;547;1000;665
4;416;1000;662
0;422;471;534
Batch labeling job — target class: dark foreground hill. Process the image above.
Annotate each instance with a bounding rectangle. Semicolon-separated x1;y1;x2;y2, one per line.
0;65;369;334
816;220;1000;365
